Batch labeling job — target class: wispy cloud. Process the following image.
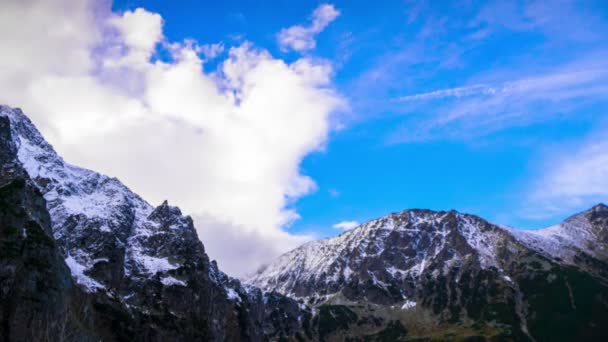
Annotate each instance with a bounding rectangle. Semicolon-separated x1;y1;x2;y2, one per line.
389;54;608;221
472;0;608;43
277;3;340;52
523;125;608;220
388;61;608;143
332;221;359;230
395;83;500;102
328;188;340;197
199;42;224;60
345;0;608;135
395;68;608;103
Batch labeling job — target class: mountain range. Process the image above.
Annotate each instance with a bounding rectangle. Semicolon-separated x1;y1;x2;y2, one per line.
1;104;607;341
248;206;608;340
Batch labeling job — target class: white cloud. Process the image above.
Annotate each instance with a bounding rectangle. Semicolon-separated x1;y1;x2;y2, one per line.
332;221;359;230
195;215;314;277
277;3;340;52
0;0;345;277
108;8;163;58
199;42;224;60
524;129;608;219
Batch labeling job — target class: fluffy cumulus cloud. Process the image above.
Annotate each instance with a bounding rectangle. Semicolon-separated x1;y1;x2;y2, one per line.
332;221;360;230
278;3;340;52
0;0;344;276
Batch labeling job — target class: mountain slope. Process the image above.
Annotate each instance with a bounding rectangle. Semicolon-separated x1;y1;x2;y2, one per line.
0;114;133;341
248;207;608;341
0;105;312;341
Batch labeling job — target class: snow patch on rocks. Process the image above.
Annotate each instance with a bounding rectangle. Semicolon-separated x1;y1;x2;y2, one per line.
401;300;416;310
161;276;187;287
65;255;105;291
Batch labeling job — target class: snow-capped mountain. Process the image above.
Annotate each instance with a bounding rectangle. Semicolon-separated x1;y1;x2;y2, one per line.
249;207;608;299
2;104;608;341
249;210;509;300
248;206;608;340
509;206;608;264
0;105;313;341
6;103;199;293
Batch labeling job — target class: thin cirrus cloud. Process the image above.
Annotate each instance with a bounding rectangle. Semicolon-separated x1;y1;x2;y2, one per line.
394;68;608;104
523;128;608;220
388;64;608;144
387;54;608;224
277;3;340;52
332;221;360;230
0;0;344;277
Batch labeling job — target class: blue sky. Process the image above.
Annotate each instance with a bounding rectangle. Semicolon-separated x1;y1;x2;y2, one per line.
110;0;608;237
3;0;607;275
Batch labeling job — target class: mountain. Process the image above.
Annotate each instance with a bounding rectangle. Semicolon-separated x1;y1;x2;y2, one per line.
0;112;103;341
247;207;608;341
3;104;608;341
0;105;313;341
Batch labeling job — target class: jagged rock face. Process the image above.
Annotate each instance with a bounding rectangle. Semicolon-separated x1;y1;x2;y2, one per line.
248;207;608;340
0;115;116;341
0;115;71;341
0;105;312;341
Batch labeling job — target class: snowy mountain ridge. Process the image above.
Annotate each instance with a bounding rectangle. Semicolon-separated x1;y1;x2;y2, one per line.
2;104;183;292
244;202;608;340
509;204;608;262
248;205;608;302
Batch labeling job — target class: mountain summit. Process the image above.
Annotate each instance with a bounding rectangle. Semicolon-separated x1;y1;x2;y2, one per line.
248;207;608;340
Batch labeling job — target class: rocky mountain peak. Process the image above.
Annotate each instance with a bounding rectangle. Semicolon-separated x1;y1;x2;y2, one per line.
148;200;190;228
248;203;608;303
587;203;608;226
247;207;510;305
584;202;608;247
589;202;608;218
246;204;608;340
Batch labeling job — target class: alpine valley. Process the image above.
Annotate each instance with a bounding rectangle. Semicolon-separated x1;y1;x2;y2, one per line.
1;104;608;341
